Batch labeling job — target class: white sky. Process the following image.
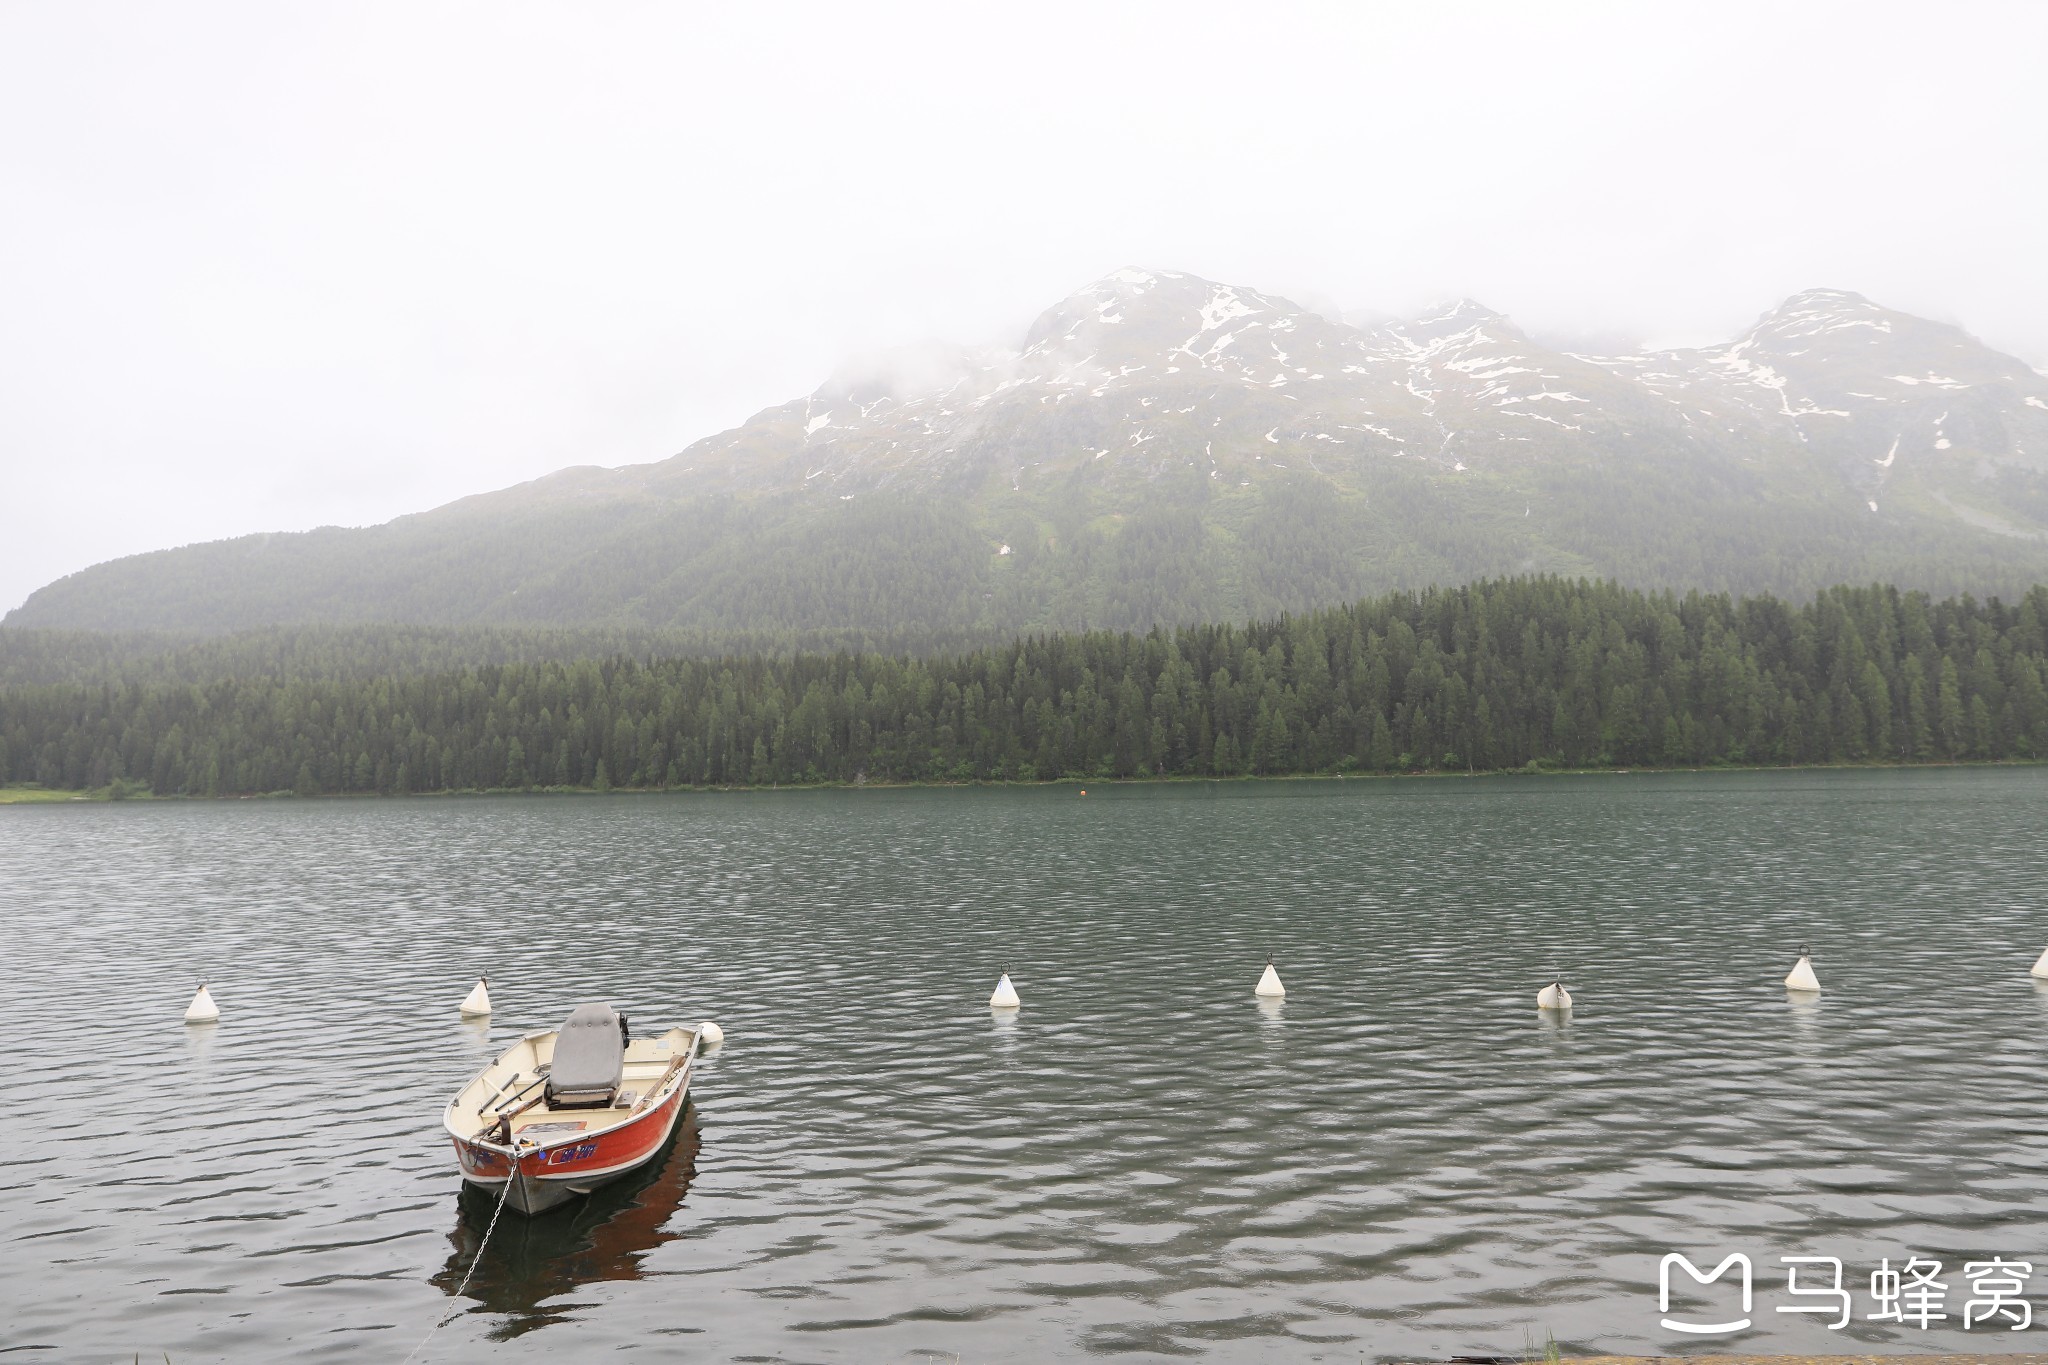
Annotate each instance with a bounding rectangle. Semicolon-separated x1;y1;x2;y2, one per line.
2;1;2043;614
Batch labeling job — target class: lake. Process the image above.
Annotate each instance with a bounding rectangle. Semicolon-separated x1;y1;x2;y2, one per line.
5;768;2048;1361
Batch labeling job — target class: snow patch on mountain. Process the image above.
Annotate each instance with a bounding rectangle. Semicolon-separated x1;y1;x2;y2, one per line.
656;268;2048;498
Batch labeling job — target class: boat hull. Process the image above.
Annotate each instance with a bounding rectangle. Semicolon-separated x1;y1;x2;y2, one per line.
445;1023;700;1217
454;1079;691;1215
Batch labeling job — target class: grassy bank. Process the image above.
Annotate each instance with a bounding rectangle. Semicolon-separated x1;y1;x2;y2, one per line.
0;784;95;803
0;779;151;803
17;756;2036;804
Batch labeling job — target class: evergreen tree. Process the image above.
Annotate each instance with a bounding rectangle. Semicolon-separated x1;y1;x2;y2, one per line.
5;578;2047;795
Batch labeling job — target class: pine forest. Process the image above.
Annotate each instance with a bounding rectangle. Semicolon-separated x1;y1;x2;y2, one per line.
3;578;2046;798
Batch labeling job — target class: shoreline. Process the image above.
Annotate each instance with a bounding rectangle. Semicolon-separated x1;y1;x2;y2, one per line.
1547;1357;2048;1364
4;758;2041;805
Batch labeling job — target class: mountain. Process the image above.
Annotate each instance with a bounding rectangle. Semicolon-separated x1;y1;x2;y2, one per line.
11;270;2048;638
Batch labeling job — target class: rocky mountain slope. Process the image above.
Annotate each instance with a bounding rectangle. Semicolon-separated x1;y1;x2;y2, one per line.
12;270;2048;637
570;269;2048;501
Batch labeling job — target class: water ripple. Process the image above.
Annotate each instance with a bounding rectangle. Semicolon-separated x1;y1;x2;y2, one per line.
4;769;2048;1359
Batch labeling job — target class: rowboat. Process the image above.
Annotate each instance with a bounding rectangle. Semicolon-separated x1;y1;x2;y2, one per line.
444;1003;705;1215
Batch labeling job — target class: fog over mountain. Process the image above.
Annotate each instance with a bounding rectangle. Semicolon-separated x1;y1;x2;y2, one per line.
11;270;2047;640
4;5;2044;618
653;271;2048;501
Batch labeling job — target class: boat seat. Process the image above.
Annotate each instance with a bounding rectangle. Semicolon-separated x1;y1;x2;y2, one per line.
546;1003;627;1109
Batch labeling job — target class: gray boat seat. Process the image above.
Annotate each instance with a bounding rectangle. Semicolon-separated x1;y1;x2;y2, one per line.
546;1003;628;1108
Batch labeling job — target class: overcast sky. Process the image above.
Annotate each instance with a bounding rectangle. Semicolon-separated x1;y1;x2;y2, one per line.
2;1;2042;614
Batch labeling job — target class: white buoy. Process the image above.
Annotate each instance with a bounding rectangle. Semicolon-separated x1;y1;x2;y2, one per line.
184;983;220;1023
459;976;491;1017
698;1019;724;1049
1785;945;1821;993
1255;960;1286;998
989;972;1021;1009
1536;979;1573;1011
2030;947;2048;979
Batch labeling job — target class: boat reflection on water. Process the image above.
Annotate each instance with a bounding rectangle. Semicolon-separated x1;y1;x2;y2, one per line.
434;1106;701;1336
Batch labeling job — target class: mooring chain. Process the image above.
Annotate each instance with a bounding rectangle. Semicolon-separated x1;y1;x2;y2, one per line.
400;1139;526;1365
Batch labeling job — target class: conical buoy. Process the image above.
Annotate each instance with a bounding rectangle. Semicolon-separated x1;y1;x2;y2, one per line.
1536;979;1572;1011
989;973;1021;1009
2030;947;2048;979
459;976;491;1017
1785;944;1821;992
184;983;220;1023
1255;960;1285;998
698;1020;724;1049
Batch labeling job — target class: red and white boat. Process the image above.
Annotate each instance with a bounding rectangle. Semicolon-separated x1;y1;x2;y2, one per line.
444;1004;708;1215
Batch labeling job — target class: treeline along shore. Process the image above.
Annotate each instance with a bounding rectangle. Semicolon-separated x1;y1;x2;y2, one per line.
2;578;2046;796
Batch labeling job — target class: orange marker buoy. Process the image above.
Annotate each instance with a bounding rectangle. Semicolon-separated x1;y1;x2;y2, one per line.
1080;789;1086;795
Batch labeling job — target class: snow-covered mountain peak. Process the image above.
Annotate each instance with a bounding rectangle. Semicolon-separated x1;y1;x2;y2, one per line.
1023;269;1307;352
1416;298;1506;329
1781;287;1876;309
1004;269;1367;412
1373;299;1520;355
649;271;2048;503
1637;287;2048;472
1740;288;1898;348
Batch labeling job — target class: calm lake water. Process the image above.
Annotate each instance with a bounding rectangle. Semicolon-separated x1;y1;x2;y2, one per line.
6;769;2048;1362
